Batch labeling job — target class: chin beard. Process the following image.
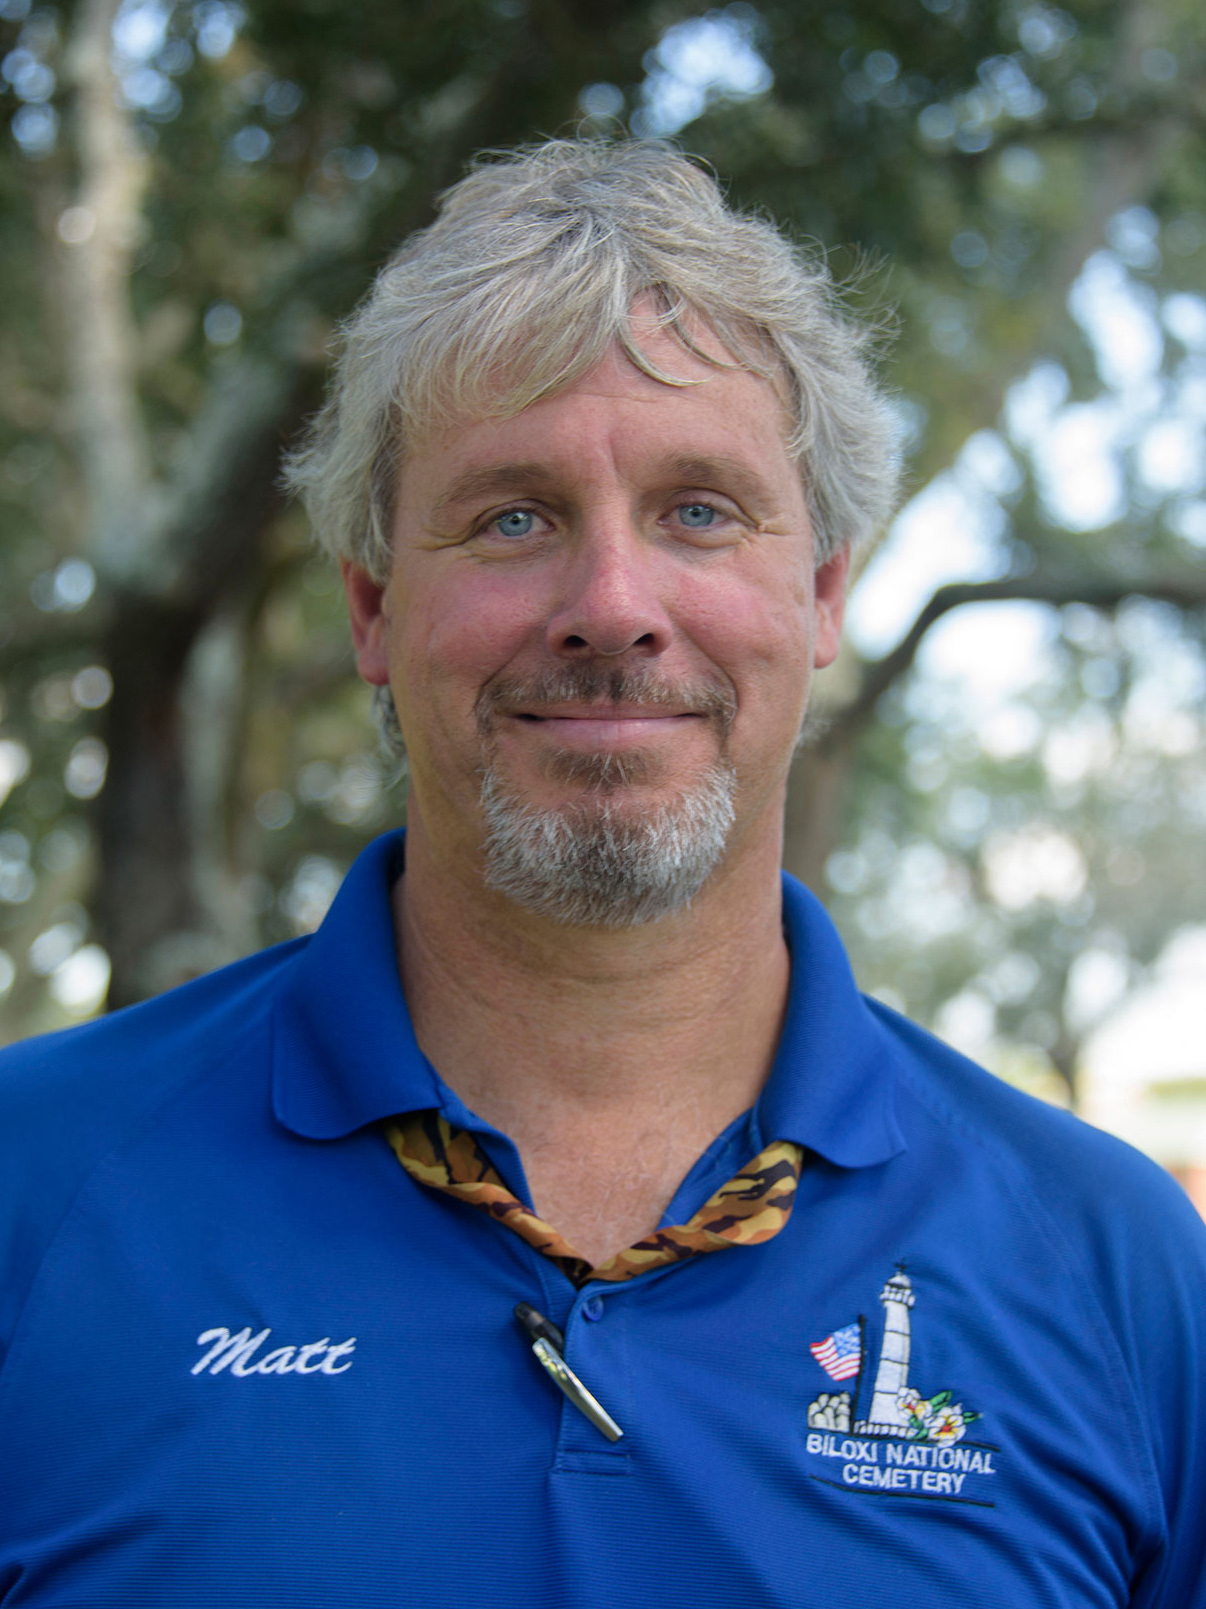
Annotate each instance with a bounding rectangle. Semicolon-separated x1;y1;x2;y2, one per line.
478;760;738;928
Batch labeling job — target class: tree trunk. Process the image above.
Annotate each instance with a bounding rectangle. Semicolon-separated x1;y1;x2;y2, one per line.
96;598;211;1006
783;741;859;896
90;373;308;1005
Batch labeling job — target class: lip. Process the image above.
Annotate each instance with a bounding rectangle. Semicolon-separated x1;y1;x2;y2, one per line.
504;708;703;746
511;703;700;719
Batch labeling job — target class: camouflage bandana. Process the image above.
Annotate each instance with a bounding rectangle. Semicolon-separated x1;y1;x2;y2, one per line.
384;1110;804;1287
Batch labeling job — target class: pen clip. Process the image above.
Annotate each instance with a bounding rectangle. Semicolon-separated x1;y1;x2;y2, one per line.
530;1338;625;1442
513;1303;624;1443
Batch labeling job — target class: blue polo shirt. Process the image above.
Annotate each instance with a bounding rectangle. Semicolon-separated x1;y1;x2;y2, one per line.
1;830;1204;1608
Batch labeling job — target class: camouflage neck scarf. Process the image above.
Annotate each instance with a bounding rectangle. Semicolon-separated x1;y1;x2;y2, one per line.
384;1111;803;1288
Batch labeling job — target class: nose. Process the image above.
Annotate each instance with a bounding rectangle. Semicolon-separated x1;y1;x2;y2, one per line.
545;528;674;659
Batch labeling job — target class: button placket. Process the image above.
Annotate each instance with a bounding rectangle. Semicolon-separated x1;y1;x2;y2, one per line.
553;1287;632;1470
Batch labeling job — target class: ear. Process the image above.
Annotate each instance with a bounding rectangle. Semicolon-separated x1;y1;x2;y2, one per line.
812;545;850;671
341;561;392;687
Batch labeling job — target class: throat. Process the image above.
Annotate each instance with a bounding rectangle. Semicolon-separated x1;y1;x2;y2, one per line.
391;832;794;1267
518;1124;713;1270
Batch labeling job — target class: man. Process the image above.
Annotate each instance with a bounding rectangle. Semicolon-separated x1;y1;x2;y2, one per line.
1;140;1203;1607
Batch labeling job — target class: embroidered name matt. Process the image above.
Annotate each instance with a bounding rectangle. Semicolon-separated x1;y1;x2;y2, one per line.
191;1326;356;1376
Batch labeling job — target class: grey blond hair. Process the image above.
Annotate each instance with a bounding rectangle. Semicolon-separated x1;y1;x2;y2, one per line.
284;138;901;580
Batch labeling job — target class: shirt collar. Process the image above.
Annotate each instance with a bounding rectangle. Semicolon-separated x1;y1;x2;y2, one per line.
272;829;905;1169
271;831;443;1137
756;874;905;1168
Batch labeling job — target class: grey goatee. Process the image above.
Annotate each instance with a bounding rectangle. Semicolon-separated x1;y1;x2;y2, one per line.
475;665;738;927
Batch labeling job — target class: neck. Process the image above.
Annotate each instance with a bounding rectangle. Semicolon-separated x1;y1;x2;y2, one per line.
394;802;790;1266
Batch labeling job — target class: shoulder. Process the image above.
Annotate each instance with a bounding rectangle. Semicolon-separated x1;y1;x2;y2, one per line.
0;939;306;1368
0;938;304;1142
874;997;1200;1237
875;1002;1206;1601
875;996;1206;1387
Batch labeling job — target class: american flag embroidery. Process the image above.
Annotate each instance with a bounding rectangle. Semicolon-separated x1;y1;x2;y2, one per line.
810;1321;862;1381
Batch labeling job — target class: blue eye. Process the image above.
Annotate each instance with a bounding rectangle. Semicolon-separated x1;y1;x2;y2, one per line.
678;503;716;528
493;509;535;538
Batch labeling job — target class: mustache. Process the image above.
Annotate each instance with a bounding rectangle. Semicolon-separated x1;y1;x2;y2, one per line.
474;665;737;736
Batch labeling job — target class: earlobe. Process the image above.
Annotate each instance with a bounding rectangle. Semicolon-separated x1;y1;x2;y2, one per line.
341;561;392;687
812;545;850;670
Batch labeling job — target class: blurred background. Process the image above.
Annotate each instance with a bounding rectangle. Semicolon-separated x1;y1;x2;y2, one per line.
1;0;1204;1205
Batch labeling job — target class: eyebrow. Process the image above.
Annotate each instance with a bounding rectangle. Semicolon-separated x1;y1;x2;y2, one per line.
426;450;782;527
659;454;780;504
427;462;561;525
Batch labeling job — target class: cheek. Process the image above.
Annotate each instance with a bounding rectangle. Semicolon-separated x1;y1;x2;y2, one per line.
390;566;545;712
675;566;817;781
677;564;816;690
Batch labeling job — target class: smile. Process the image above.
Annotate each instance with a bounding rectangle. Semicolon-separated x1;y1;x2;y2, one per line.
509;709;703;747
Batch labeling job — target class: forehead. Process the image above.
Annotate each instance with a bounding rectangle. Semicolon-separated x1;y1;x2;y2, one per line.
400;323;798;507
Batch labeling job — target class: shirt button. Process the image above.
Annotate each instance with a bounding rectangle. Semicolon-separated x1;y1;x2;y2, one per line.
582;1296;605;1322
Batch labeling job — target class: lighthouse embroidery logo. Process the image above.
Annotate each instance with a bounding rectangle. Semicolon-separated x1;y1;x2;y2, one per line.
805;1267;1000;1507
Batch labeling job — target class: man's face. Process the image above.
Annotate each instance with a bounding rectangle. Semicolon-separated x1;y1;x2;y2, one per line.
344;319;847;904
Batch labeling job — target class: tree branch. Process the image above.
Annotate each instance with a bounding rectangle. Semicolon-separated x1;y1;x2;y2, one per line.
0;606;112;672
62;0;153;581
823;568;1206;752
145;356;316;607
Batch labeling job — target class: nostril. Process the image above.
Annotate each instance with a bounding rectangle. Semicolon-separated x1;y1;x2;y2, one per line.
563;635;589;648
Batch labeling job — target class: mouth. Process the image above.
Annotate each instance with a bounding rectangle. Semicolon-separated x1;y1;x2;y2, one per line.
507;707;703;748
476;668;737;750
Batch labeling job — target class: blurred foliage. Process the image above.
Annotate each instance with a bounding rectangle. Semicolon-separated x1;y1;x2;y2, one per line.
0;0;1203;1105
827;596;1206;1087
